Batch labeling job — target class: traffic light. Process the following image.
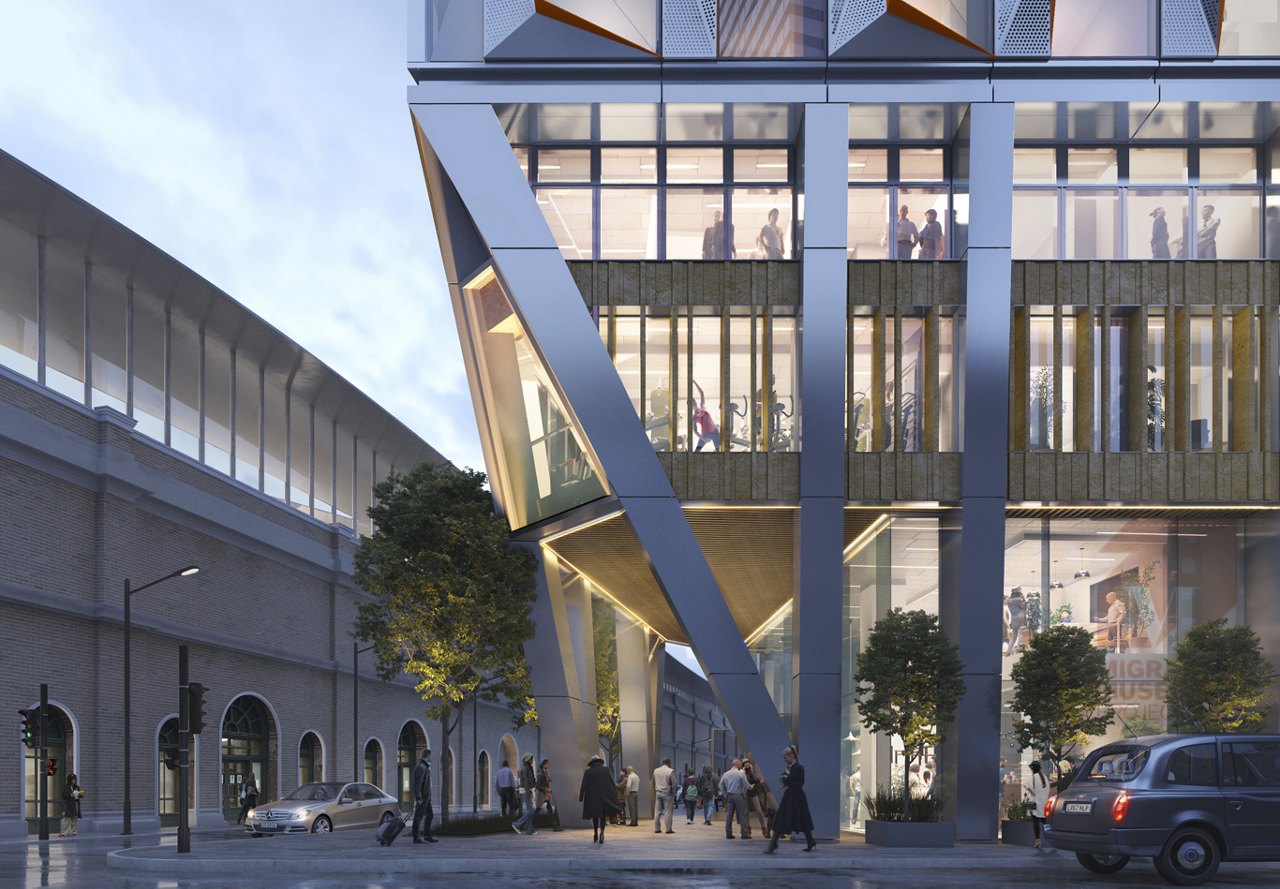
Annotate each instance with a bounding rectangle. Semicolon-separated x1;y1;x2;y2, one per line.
19;709;35;749
187;683;207;735
162;746;179;771
45;757;57;777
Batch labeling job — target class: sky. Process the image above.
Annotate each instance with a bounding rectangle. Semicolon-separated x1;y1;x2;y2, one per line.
0;0;485;472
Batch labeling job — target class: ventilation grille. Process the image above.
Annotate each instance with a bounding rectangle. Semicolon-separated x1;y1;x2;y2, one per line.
830;0;885;50
663;0;717;56
1162;0;1220;57
996;0;1050;56
484;0;535;55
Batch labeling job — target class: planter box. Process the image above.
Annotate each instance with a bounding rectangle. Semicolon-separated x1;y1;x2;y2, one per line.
864;819;955;848
1000;819;1038;847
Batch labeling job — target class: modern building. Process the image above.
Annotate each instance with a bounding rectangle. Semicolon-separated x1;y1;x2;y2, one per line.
408;0;1280;841
0;146;547;836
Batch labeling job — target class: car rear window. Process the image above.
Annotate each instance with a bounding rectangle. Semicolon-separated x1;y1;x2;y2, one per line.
1165;743;1217;786
1087;746;1150;781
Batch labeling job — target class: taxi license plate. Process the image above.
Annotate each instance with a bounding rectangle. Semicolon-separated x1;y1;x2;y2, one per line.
1063;802;1093;814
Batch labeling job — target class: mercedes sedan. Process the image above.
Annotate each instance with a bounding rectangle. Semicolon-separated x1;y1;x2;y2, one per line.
1044;734;1280;885
245;781;402;835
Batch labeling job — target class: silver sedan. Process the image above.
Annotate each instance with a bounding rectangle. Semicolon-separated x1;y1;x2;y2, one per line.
245;781;403;835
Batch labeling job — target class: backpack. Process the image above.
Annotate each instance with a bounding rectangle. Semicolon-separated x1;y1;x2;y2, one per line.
684;783;698;802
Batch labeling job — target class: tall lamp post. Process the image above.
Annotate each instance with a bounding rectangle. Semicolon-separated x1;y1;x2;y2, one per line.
123;565;199;836
353;642;374;782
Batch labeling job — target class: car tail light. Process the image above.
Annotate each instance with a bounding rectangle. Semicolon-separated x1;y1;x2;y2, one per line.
1112;791;1130;824
1044;793;1057;819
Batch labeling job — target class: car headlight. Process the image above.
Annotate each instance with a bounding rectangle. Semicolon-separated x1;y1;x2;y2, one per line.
246;808;256;820
298;809;311;818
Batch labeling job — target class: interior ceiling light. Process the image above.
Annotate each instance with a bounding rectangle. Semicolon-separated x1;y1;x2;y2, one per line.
1074;547;1090;579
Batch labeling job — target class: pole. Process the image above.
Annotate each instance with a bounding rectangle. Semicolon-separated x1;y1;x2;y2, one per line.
122;578;131;835
38;683;48;841
178;645;190;854
472;698;477;813
353;641;359;783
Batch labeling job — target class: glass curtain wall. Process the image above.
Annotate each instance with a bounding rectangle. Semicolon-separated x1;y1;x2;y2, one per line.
848;147;951;260
840;516;941;832
598;306;798;453
746;604;793;737
0;216;38;378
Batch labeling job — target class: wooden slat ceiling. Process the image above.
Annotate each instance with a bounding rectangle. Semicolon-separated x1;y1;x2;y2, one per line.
544;507;886;644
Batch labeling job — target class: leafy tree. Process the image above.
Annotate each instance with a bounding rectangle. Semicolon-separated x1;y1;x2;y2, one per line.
1010;626;1113;785
854;608;964;822
1165;618;1275;733
592;596;622;769
353;463;537;820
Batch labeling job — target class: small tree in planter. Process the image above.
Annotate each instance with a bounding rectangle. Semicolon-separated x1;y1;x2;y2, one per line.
1165;618;1274;733
854;608;964;823
1010;626;1114;787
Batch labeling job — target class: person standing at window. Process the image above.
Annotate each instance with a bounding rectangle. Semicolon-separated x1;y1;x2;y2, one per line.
702;210;736;260
917;208;944;259
757;208;785;259
59;773;83;837
1150;207;1170;258
894;204;918;260
1196;204;1220;258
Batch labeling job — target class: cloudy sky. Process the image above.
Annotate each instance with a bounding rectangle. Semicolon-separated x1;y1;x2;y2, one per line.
0;1;485;471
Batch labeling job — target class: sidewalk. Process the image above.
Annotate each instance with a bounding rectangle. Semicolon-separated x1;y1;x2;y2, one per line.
104;819;1280;879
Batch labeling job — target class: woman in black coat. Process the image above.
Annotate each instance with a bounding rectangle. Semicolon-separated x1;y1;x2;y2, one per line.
765;745;816;853
579;755;619;844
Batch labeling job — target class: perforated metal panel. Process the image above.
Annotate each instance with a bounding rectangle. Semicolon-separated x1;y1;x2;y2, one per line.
484;0;535;55
1162;0;1219;57
663;0;717;56
996;0;1050;56
829;0;886;52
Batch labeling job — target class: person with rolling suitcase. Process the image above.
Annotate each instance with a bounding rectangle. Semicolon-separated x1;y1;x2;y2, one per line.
412;747;438;844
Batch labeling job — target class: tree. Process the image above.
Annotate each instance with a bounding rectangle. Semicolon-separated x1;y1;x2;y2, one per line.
1010;625;1114;786
592;596;621;769
353;463;538;820
854;608;964;822
1165;618;1275;733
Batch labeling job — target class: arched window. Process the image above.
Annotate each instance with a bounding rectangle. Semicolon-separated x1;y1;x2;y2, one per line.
396;722;427;810
24;705;72;825
221;695;273;823
158;717;180;826
364;739;384;789
299;732;323;785
477;751;491;807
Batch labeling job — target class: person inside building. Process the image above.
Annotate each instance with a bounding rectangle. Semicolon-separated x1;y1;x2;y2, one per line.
918;208;945;259
1093;591;1127;650
1150;206;1170;258
1196;203;1221;258
691;381;720;452
756;207;785;259
701;209;735;260
894;204;918;260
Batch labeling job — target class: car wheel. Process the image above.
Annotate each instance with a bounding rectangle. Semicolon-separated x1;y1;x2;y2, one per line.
379;812;396;826
311;815;333;834
1076;851;1131;874
1154;827;1220;886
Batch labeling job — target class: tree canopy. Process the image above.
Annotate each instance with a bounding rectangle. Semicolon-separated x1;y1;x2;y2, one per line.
854;608;964;820
1010;625;1113;784
1165;618;1275;733
353;462;538;773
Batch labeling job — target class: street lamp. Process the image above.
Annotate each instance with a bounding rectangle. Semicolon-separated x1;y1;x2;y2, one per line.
123;565;199;836
353;642;374;783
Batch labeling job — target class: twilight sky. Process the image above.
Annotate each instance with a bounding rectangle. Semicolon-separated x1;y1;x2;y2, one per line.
0;1;485;472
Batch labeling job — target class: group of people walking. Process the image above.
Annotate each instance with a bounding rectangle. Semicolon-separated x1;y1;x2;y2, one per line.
577;746;815;852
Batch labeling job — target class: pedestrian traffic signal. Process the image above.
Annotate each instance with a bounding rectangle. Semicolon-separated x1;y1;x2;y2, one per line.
162;746;179;771
45;757;57;776
188;682;207;735
18;709;35;749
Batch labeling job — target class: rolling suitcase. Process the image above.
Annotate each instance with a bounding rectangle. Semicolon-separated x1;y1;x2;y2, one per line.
376;813;409;846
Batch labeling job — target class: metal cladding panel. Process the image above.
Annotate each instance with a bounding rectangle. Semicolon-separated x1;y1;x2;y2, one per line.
663;0;717;57
1162;0;1220;57
996;0;1051;56
484;0;536;54
829;0;886;52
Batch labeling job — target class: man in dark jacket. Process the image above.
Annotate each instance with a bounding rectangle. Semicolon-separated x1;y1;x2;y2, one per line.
412;749;438;843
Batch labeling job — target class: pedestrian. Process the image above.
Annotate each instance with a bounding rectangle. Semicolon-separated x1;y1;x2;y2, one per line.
765;746;816;854
718;758;749;839
535;758;564;831
682;769;699;823
495;759;516;817
1026;760;1050;850
652;756;678;834
697;764;717;825
236;771;259;825
59;773;83;837
580;754;620;844
412;748;438;843
742;755;770;838
511;753;538;835
625;764;641;826
1055;755;1078;792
